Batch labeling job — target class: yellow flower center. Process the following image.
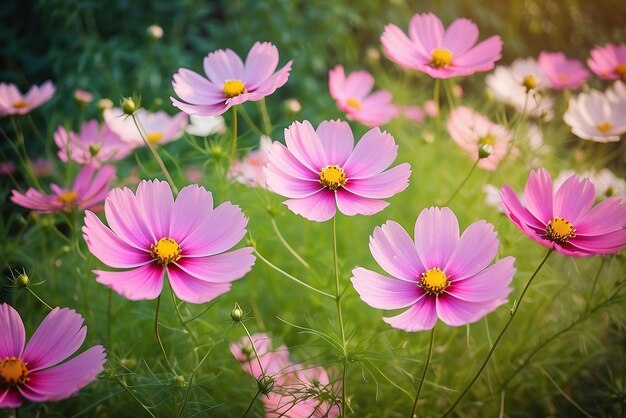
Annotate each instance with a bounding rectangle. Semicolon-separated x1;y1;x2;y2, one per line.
0;357;29;387
596;122;612;133
615;63;626;77
319;165;347;191
546;217;576;243
151;237;182;265
346;98;361;110
522;75;537;90
56;191;79;207
478;134;495;146
12;100;28;109
146;132;164;143
222;80;246;98
418;267;450;295
431;48;453;68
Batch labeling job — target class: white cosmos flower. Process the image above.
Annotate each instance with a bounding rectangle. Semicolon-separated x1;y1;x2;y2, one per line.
554;169;626;200
563;89;626;142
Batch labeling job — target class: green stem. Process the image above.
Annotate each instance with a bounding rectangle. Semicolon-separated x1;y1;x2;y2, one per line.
114;375;157;418
230;106;238;163
585;257;606;310
171;292;200;364
240;321;265;377
258;98;273;135
270;217;310;269
444;159;479;206
433;79;441;137
154;295;175;373
26;287;53;310
441;249;553;417
410;326;436;418
108;289;113;348
332;216;348;417
238;106;265;136
242;390;261;418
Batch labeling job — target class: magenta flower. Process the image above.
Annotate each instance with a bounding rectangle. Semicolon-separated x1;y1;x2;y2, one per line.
328;65;398;127
104;108;188;147
381;13;502;78
171;42;292;116
351;207;515;332
500;168;626;256
265;120;411;222
55;120;133;167
0;81;55;117
588;43;626;80
83;180;255;304
538;52;590;90
11;164;116;213
0;304;105;408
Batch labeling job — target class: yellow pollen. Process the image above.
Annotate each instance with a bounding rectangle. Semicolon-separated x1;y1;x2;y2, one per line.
478;134;495;146
546;217;575;243
56;191;79;206
615;63;626;76
12;100;28;109
146;132;164;143
151;237;182;265
431;48;453;68
222;79;246;98
522;75;537;90
596;122;612;133
319;165;347;191
0;356;29;386
346;98;361;110
418;268;450;295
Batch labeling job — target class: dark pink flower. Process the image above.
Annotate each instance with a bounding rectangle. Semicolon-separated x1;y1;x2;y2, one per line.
0;81;55;117
588;43;626;80
538;52;589;90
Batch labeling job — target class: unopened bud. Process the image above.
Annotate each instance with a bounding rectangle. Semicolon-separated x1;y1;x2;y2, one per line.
16;273;30;287
230;303;244;322
258;375;274;394
174;375;186;388
97;98;114;111
89;144;101;156
366;47;381;62
74;89;93;105
122;97;138;115
285;98;301;115
478;144;493;159
147;24;163;40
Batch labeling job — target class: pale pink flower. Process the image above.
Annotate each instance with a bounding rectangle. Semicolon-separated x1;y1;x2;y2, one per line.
563;89;626;142
73;89;93;104
328;65;398;127
171;42;292;116
0;81;55;116
0;304;106;409
587;43;626;80
55;120;133;167
422;99;439;117
554;169;626;201
82;180;255;303
607;80;626;102
447;106;513;170
228;136;272;188
265;120;411;222
399;105;424;123
103;108;188;147
185;114;226;137
230;333;291;381
352;207;516;331
500;168;626;256
381;13;502;78
11;164;115;213
538;52;589;90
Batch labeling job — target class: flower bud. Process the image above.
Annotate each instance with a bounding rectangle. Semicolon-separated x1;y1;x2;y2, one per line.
257;375;274;394
174;375;186;388
147;24;163;40
89;144;101;157
478;144;493;159
74;89;93;105
122;97;139;115
230;303;244;322
366;47;381;62
98;98;114;111
16;273;30;287
284;98;301;115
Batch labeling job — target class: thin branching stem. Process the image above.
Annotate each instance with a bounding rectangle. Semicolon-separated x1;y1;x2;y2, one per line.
242;389;261;418
410;326;436;418
444;159;479;206
270;217;310;269
114;375;157;418
171;292;200;364
258;98;272;135
154;294;175;373
230;106;238;162
26;287;53;310
240;321;265;377
332;216;348;417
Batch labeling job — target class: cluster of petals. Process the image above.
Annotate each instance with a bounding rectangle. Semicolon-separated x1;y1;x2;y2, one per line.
500;168;626;256
265;120;411;222
381;12;502;78
351;207;515;332
55;120;133;167
171;42;292;117
0;81;55;117
538;51;590;90
103;108;188;147
554;168;626;201
563;85;626;142
228;135;271;188
11;164;116;213
230;333;340;417
587;43;626;80
82;180;255;304
447;105;513;171
0;304;105;408
486;58;554;119
328;65;397;127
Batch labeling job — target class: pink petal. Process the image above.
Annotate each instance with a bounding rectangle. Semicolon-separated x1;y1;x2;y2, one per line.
499;185;545;231
381;24;422;68
408;13;444;55
0;303;25;358
175;248;255;283
343;163;410;199
553;175;595;224
382;297;438;332
266;141;316;181
167;266;232;304
0;388;23;408
342;70;375;99
329;65;346;100
203;48;245;85
95;264;164;300
246;60;292;99
443;18;479;56
264;164;323;198
414;207;459;270
171;68;225;105
351;267;421;310
568;230;626;255
169;184;214;243
244;42;279;90
136;180;174;239
71;164;96;195
343;128;398;179
448;257;515;302
444;220;499;280
104;187;156;249
575;197;626;236
170;97;229;117
284;120;328;172
20;345;105;402
23;308;87;371
78;165;116;210
315;120;354;166
335;189;389;217
523;168;554;223
436;294;505;326
369;221;425;281
453;35;502;71
284;191;336;222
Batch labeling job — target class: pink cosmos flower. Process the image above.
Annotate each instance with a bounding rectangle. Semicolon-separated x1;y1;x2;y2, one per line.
82;180;255;304
0;304;106;408
399;105;424;123
381;13;502;78
351;207;516;332
11;164;116;213
103;108;188;147
73;89;93;104
0;81;55;117
265;120;411;222
447;106;513;171
563;89;626;142
587;43;626;80
171;42;293;116
500;168;626;256
55;120;133;167
228;135;272;188
230;333;291;381
538;52;589;90
328;65;398;127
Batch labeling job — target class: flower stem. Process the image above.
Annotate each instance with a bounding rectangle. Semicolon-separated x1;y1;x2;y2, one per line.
108;289;113;348
258;98;273;135
230;106;238;163
238;106;264;136
242;389;261;418
332;216;348;417
131;114;178;194
433;79;441;136
441;249;553;417
240;320;266;377
171;292;200;364
270;217;310;269
154;294;175;373
410;325;436;418
444;159;479;206
585;257;606;310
